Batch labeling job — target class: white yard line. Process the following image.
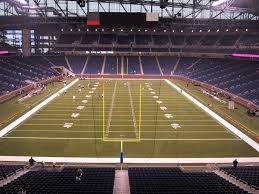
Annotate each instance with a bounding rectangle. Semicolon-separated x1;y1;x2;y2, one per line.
127;81;138;137
0;79;79;138
15;130;230;133
2;137;240;141
23;124;222;127
30;118;215;122
40;110;203;113
106;81;117;134
36;113;210;117
165;79;259;152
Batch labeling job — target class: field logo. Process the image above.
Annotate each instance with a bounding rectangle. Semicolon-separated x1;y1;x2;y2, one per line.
171;123;181;129
77;105;85;110
71;113;80;118
164;113;173;119
63;123;73;128
160;106;167;111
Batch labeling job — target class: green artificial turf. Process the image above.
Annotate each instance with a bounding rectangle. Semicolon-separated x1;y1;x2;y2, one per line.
0;79;258;158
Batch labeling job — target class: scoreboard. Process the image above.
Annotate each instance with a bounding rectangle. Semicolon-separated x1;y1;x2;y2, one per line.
87;12;159;26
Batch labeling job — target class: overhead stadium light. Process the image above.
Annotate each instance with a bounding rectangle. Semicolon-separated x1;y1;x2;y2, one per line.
13;0;28;5
212;0;228;6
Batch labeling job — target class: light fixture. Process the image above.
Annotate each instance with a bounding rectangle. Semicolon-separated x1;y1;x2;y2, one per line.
226;29;229;32
70;29;73;32
181;30;183;33
14;0;28;5
199;30;202;32
95;29;98;32
102;29;104;31
235;29;238;32
153;29;156;32
172;30;175;32
145;29;148;32
130;29;133;32
212;0;228;7
87;28;89;32
208;29;210;32
164;30;167;32
112;29;114;32
78;29;81;32
61;28;63;32
246;28;248;31
138;29;140;32
217;29;219;32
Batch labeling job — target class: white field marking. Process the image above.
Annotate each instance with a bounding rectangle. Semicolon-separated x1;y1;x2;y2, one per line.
23;124;222;127
127;81;138;136
35;114;210;117
15;130;230;133
171;123;181;129
0;79;79;138
40;110;202;113
30;119;215;122
0;156;258;164
71;113;80;118
34;114;209;117
106;81;118;134
1;137;241;141
160;106;167;111
165;79;259;152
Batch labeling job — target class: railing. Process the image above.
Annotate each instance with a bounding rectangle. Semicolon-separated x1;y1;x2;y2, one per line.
0;76;63;104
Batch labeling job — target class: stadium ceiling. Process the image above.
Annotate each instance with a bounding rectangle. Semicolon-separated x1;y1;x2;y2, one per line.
0;0;258;21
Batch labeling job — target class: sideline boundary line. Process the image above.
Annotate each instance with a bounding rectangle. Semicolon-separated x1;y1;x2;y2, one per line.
0;79;79;137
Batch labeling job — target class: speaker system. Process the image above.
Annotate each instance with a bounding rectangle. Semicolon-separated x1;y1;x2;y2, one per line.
160;0;168;9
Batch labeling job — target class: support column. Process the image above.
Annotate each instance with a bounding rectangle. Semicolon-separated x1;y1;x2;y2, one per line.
22;29;31;57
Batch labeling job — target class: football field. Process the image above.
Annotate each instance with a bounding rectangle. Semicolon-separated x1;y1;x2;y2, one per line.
0;78;258;159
